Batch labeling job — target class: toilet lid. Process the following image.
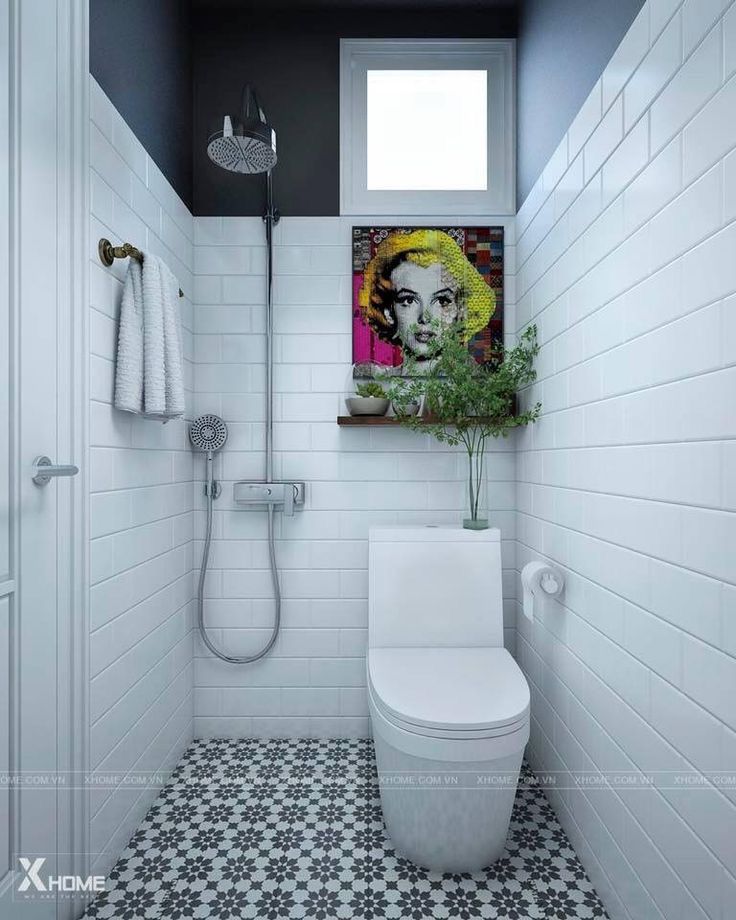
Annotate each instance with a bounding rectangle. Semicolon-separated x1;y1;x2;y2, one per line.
368;647;530;734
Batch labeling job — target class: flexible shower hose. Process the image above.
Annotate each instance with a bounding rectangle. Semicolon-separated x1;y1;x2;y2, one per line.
197;172;282;665
197;485;282;664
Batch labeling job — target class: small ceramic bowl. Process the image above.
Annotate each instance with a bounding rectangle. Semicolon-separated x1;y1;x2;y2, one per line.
345;396;390;416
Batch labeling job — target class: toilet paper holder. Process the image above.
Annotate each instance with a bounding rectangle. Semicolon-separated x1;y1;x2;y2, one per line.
521;561;564;621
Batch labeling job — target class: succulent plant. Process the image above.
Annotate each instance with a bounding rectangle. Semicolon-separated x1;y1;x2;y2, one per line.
354;381;387;398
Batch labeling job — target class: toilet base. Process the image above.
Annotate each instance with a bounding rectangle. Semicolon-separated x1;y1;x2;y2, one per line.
373;729;525;873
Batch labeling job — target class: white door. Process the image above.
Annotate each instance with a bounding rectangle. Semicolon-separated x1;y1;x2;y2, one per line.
0;1;88;917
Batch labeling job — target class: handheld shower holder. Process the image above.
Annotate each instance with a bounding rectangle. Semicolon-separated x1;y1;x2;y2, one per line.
205;480;222;500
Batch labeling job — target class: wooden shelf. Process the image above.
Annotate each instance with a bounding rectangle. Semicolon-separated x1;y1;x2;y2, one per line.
338;396;518;426
337;415;413;426
338;412;517;428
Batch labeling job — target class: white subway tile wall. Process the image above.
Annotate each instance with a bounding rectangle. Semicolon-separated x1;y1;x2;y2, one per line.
89;78;195;878
515;1;736;918
191;215;517;739
87;0;736;910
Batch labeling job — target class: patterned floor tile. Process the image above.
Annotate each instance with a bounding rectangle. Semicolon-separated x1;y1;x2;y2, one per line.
84;739;608;919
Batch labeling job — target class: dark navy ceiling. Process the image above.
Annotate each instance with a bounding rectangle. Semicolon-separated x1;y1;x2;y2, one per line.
90;0;646;215
192;0;516;7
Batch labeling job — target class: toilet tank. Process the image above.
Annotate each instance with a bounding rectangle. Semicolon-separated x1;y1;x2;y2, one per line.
369;526;504;648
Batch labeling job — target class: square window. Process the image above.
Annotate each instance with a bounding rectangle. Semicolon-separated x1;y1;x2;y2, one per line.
340;40;515;215
366;70;488;191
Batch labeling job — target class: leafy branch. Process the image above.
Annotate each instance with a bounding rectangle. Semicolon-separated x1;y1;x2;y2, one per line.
385;323;542;522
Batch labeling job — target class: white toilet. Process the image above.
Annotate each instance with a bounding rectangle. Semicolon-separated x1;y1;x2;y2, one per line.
367;526;530;873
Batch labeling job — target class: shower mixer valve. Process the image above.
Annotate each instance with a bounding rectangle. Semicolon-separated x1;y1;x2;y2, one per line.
233;481;305;515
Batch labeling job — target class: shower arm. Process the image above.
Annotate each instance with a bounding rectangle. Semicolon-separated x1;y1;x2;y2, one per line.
264;170;280;483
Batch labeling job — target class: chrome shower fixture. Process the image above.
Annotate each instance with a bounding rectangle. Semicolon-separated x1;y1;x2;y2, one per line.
189;414;228;454
189;414;228;500
199;82;288;666
207;83;277;175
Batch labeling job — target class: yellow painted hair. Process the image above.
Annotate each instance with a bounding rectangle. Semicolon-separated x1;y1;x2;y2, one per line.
358;229;495;339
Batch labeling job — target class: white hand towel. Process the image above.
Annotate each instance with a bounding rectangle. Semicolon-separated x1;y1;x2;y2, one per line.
160;259;186;418
141;252;166;416
114;252;185;420
114;257;145;414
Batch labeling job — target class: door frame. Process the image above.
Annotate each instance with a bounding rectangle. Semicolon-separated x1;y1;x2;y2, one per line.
55;0;90;914
5;0;90;916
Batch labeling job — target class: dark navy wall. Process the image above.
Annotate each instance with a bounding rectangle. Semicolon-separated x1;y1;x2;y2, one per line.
90;0;645;215
192;5;517;216
517;0;645;205
90;0;193;209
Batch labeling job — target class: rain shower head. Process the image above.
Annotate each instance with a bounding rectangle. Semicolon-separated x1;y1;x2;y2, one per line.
207;83;277;175
189;415;228;453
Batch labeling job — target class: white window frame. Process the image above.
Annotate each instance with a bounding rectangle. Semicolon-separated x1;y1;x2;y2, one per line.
340;38;516;216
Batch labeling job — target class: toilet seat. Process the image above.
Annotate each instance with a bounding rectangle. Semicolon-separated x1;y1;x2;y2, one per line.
368;647;530;740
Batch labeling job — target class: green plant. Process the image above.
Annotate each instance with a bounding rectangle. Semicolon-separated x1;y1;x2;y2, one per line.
387;323;542;527
354;381;387;398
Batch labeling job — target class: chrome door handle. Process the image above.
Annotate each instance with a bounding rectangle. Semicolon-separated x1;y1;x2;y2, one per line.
32;455;79;486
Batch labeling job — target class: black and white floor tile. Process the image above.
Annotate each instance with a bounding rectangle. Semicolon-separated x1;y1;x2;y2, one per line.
84;739;608;919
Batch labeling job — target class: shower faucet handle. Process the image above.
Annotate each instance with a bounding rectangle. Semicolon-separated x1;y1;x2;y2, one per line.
233;481;305;515
282;483;294;516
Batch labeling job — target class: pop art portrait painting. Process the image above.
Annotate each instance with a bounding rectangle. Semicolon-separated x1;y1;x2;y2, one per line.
352;227;504;377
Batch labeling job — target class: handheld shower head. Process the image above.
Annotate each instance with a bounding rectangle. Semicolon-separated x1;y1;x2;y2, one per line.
207;83;277;175
189;415;228;454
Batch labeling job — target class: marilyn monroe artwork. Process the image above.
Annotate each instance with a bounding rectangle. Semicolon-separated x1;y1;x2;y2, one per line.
352;226;504;377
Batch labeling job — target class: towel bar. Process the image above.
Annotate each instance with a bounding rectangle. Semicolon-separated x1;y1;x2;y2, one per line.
98;238;184;298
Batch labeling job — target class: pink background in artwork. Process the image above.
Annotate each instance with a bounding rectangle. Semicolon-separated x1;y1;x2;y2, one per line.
352;274;403;367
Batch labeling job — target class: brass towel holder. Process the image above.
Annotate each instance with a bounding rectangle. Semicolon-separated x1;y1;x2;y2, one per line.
98;238;184;298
